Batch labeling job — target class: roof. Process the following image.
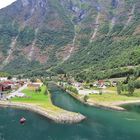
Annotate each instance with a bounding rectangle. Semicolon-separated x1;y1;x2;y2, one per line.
1;81;15;85
28;84;40;87
98;80;104;84
0;83;11;88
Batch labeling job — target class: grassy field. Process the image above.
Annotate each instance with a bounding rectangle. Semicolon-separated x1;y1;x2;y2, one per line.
88;94;139;103
12;85;48;103
106;87;116;91
86;86;140;104
11;85;61;111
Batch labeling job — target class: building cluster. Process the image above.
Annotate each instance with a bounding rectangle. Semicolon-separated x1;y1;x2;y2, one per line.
0;77;28;98
87;80;117;89
0;78;25;91
0;77;44;100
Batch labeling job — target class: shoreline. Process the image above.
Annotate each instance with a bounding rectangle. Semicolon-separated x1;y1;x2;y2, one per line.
87;100;140;111
4;83;140;123
0;101;86;124
71;94;140;111
57;83;140;111
57;84;124;111
69;92;126;111
112;100;140;106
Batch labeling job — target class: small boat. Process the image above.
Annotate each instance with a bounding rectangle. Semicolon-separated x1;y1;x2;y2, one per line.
20;117;26;124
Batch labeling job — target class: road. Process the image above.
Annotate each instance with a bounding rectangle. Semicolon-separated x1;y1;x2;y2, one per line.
7;83;28;99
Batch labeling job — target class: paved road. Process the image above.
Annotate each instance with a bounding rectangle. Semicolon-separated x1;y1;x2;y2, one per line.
7;83;28;99
78;89;99;95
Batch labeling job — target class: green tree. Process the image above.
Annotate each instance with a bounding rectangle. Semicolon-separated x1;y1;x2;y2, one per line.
30;77;36;83
44;87;48;95
134;69;139;80
17;75;22;80
83;95;89;102
123;75;130;84
128;80;135;96
134;80;140;89
117;82;122;95
43;81;48;86
7;75;12;80
67;86;79;94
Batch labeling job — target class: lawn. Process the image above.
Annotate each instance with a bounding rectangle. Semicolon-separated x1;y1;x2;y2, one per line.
106;87;117;91
12;85;48;103
88;93;140;104
11;85;61;111
87;86;140;104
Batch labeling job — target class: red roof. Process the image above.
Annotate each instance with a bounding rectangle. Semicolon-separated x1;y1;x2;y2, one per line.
28;84;40;87
1;81;15;85
98;80;104;84
0;83;11;91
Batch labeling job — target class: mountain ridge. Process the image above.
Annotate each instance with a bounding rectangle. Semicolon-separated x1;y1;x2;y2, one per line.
0;0;140;80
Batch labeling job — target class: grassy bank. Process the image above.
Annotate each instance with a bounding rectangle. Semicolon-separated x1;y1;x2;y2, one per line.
11;85;64;112
82;86;140;104
88;94;140;104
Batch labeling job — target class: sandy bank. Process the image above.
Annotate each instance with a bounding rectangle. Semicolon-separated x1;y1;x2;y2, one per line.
0;101;86;124
112;100;140;106
88;100;140;111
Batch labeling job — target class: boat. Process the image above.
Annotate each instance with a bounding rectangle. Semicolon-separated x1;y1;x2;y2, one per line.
20;117;26;124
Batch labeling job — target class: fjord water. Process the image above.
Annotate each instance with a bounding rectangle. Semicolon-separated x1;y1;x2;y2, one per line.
0;85;140;140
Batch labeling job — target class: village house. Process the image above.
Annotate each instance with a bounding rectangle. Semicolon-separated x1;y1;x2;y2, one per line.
12;77;17;82
72;82;82;89
27;83;43;91
2;81;15;89
111;81;117;87
0;77;8;81
97;80;107;89
17;81;25;86
0;83;11;92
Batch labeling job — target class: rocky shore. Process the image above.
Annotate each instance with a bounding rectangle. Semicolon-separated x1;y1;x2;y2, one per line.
0;101;86;124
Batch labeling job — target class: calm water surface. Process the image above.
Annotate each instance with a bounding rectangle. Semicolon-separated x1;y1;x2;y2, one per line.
0;84;140;140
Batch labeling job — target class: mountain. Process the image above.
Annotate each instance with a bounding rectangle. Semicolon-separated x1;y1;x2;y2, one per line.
0;0;140;80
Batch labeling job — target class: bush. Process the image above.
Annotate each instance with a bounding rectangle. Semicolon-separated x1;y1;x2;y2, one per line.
134;80;140;89
128;80;135;95
83;95;89;102
66;86;79;94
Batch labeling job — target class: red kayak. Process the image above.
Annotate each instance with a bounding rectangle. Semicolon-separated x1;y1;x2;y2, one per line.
20;117;26;124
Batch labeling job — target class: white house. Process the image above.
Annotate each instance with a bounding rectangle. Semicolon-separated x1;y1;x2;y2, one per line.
12;77;17;82
0;77;8;81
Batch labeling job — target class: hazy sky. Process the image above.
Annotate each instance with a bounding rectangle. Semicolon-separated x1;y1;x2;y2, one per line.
0;0;16;9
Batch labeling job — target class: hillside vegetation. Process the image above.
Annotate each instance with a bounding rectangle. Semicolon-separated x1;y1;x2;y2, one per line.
0;0;140;79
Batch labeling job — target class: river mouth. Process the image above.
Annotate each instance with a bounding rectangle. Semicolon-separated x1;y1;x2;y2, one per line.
0;84;140;140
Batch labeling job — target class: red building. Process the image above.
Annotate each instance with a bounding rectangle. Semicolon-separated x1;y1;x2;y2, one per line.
98;80;105;86
0;83;11;91
2;81;14;85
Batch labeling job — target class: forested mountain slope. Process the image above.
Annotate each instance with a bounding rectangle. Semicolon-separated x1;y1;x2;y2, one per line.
0;0;140;79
